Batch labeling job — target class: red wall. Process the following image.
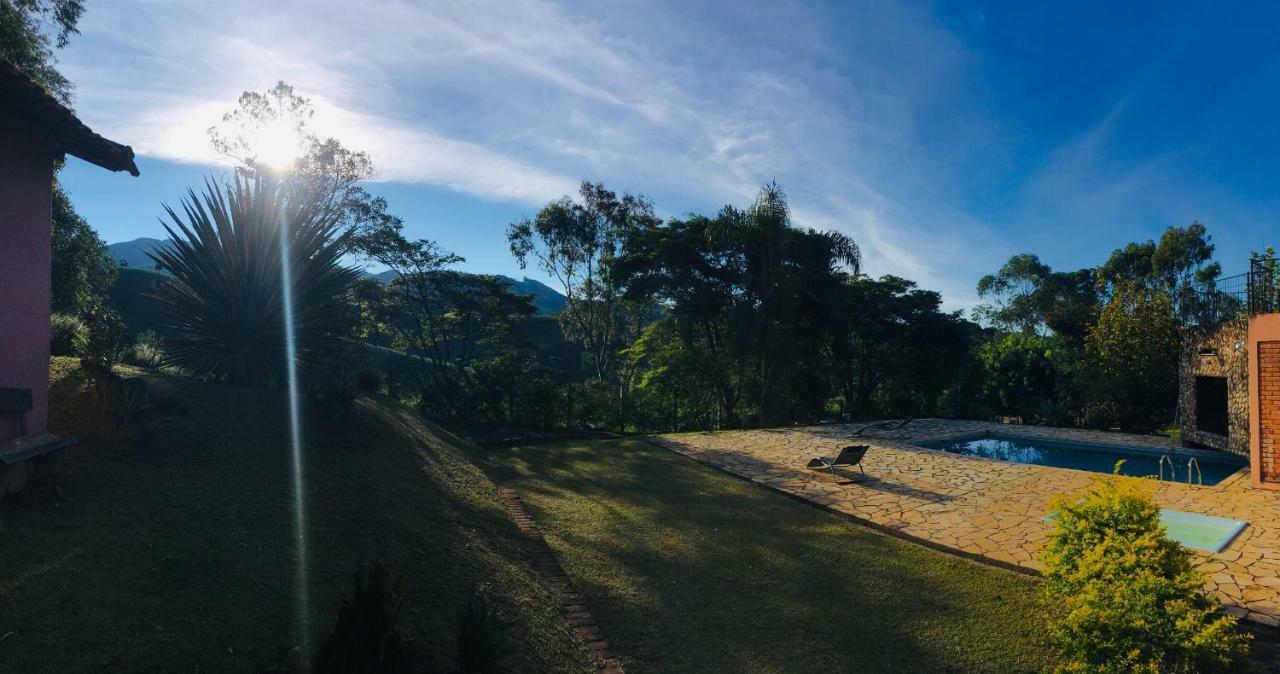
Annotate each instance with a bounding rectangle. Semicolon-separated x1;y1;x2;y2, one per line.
0;116;56;441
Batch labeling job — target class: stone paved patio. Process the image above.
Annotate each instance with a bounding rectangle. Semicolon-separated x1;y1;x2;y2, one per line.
650;419;1280;626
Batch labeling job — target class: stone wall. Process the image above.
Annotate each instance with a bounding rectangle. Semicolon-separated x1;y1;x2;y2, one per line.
1179;319;1250;457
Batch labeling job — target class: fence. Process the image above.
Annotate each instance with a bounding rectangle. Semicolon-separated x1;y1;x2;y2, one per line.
1186;255;1280;325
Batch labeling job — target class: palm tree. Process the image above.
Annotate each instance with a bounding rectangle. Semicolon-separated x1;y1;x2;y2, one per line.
148;176;360;386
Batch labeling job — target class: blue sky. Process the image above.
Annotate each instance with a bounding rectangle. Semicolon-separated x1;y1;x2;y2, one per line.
54;1;1280;309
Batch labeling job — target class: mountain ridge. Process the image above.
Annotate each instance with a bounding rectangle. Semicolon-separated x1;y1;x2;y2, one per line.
107;237;566;315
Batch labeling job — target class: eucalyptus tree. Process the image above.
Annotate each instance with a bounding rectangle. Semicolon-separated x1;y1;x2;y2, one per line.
507;181;659;384
208;82;404;254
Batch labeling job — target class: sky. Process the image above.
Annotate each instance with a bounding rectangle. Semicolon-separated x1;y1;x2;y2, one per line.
53;0;1280;310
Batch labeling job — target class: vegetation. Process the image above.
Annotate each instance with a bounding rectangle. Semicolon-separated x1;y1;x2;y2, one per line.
147;177;360;386
481;437;1055;672
1043;471;1249;673
972;223;1224;432
0;359;587;673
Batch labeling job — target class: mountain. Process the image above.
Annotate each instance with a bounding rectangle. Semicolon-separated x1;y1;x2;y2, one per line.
365;270;566;315
107;237;172;270
108;237;567;315
499;276;566;315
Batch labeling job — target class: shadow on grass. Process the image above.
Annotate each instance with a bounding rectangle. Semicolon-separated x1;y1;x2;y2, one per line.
478;438;1055;674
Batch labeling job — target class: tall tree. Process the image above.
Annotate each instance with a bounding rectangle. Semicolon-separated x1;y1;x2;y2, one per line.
208;82;403;253
1097;222;1221;319
975;254;1098;341
0;0;83;103
1084;283;1180;432
508;181;658;383
50;184;116;315
615;183;859;427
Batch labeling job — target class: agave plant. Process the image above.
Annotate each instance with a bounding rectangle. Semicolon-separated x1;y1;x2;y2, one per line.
147;176;360;386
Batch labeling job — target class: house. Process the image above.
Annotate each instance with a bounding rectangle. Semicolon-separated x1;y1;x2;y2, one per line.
0;58;138;450
1179;261;1280;489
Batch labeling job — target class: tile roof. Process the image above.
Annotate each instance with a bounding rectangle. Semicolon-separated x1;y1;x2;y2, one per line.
0;58;139;176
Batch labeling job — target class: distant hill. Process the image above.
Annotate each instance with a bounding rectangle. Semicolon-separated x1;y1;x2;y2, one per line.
107;237;172;271
109;237;566;315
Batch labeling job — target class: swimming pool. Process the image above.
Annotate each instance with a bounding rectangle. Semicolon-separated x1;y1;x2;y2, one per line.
918;433;1248;486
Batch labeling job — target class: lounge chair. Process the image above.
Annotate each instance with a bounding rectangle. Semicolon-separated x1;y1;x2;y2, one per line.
807;445;869;477
851;416;914;437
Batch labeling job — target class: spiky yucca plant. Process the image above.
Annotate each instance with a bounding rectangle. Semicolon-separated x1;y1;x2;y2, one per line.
148;176;360;386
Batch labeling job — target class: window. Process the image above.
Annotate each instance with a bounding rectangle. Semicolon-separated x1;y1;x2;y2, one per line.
1195;376;1229;437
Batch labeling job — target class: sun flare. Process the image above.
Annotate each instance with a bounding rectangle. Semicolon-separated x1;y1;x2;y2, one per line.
250;117;304;170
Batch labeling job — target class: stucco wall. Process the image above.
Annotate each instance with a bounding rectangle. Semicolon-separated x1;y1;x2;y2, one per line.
0;114;56;441
1179;319;1250;456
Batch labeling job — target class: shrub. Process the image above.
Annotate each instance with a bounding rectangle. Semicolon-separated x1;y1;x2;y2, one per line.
147;176;360;386
126;330;166;368
355;369;382;393
1042;469;1249;673
75;306;127;372
455;592;514;674
313;564;416;674
50;313;86;356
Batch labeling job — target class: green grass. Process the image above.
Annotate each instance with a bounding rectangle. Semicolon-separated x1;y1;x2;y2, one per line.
0;358;586;673
478;438;1056;673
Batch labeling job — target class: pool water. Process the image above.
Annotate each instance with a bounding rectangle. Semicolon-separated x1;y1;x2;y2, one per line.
921;434;1247;486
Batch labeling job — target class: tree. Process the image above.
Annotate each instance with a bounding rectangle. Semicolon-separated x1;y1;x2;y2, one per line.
1097;223;1221;320
208;82;404;253
975;254;1098;341
977;332;1068;421
1084;283;1180;433
148;176;360;386
0;0;83;103
50;184;116;316
614;183;859;427
830;275;976;418
361;229;538;423
508;181;660;382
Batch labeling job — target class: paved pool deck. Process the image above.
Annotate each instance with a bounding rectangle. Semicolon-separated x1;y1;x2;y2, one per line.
650;419;1280;626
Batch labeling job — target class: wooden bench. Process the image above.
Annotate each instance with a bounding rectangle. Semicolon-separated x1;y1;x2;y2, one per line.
0;388;75;529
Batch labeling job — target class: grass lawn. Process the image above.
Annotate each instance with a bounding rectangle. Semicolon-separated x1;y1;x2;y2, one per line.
0;359;586;673
478;437;1057;673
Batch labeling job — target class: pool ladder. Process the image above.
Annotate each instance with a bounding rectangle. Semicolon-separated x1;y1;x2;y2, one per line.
1158;454;1203;486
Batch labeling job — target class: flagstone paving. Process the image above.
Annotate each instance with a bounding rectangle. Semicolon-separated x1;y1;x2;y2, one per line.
650;419;1280;626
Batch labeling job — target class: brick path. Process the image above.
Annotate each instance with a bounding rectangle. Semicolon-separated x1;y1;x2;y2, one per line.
497;486;625;673
650;419;1280;626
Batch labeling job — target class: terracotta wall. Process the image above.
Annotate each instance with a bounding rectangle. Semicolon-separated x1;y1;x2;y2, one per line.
1179;319;1250;456
1248;313;1280;489
0;115;56;441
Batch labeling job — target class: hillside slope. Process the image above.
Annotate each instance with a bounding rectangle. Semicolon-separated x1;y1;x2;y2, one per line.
0;359;587;673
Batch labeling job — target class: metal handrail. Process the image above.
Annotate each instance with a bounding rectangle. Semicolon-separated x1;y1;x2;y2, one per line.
1158;454;1174;482
1187;457;1203;486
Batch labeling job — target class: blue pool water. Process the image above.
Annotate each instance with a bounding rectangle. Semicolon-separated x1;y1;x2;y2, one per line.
920;434;1247;486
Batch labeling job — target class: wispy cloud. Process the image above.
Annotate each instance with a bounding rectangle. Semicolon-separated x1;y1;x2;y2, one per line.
61;0;1006;307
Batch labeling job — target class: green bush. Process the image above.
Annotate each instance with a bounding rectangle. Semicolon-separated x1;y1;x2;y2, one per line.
126;330;166;368
50;313;86;356
1043;470;1249;673
75;306;128;371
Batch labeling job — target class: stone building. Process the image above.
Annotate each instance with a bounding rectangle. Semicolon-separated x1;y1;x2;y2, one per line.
1179;280;1280;489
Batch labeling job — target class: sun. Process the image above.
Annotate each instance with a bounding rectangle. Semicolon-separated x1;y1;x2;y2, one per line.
250;116;304;171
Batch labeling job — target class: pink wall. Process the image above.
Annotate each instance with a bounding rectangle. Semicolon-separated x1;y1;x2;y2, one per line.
1247;312;1280;490
0;116;57;441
